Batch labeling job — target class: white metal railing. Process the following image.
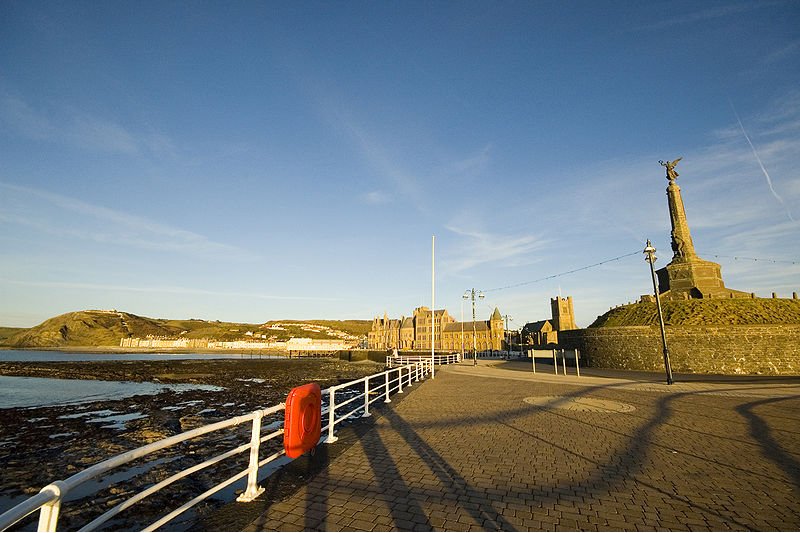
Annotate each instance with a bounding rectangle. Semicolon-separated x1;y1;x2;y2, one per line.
386;352;461;367
0;361;433;532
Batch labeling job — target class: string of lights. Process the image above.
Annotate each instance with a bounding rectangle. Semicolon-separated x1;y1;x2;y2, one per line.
483;250;642;293
710;254;798;265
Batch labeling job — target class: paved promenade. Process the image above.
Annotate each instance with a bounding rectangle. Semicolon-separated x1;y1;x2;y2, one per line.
233;360;800;531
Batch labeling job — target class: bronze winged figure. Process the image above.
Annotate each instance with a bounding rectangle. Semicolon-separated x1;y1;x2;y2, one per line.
659;157;682;181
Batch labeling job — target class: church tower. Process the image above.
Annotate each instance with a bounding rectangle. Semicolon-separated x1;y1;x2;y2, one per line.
490;307;504;351
551;296;577;331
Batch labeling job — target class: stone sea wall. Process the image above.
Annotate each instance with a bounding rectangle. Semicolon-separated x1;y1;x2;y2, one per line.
559;325;800;375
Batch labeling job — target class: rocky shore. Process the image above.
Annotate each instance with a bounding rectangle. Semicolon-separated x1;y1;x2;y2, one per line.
0;358;383;530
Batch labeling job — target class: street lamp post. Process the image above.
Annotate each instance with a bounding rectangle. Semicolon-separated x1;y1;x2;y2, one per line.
461;295;467;360
644;239;674;385
502;314;513;358
464;288;484;366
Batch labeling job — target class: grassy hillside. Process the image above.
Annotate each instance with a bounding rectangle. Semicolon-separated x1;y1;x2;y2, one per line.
1;310;372;348
3;310;176;347
0;327;27;343
590;298;800;328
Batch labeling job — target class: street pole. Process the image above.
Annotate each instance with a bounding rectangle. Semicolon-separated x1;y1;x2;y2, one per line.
431;235;435;379
471;289;477;365
460;296;465;361
502;314;512;358
644;239;674;385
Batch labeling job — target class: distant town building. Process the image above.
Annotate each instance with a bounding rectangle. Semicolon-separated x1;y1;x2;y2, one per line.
522;296;578;347
368;306;505;352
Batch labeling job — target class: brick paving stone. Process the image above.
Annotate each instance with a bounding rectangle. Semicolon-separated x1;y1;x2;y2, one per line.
240;364;800;532
349;518;376;531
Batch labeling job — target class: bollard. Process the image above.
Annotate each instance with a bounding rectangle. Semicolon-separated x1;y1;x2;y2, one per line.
553;349;558;375
531;350;536;374
562;350;567;376
575;348;581;377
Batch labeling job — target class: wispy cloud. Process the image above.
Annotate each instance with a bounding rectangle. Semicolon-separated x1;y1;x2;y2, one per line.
67;112;139;154
313;91;492;214
0;93;172;156
0;182;250;257
0;95;57;140
0;278;341;301
443;223;549;273
635;3;768;31
434;143;492;181
764;39;800;64
359;190;391;205
333;110;424;207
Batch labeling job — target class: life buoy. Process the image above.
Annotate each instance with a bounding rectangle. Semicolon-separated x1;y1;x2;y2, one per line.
283;383;322;459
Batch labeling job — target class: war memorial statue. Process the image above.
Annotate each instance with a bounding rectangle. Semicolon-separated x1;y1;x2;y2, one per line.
653;158;749;300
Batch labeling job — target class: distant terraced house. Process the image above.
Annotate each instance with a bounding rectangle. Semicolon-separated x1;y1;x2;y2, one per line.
368;306;505;352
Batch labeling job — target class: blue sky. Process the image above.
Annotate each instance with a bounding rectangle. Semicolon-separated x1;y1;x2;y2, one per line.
1;1;799;330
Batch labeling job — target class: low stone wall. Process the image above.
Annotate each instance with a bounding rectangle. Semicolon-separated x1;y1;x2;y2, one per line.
336;350;389;363
559;325;800;375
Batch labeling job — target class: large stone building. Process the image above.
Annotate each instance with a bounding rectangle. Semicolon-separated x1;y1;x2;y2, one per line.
368;306;505;352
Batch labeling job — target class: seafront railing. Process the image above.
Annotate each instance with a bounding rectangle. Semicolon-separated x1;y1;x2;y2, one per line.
386;352;461;367
0;360;436;532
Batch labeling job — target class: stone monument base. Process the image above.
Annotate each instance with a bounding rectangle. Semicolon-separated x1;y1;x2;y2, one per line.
655;257;750;300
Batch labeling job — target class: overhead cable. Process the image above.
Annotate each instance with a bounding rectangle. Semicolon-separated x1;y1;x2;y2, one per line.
483;250;642;293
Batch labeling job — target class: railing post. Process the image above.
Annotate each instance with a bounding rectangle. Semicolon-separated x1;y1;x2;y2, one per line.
384;371;391;403
326;388;338;443
37;483;64;532
362;378;371;417
236;411;265;502
398;367;404;393
575;348;581;377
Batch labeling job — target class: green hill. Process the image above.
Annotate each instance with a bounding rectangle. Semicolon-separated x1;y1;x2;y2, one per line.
0;327;26;343
1;310;372;348
3;310;176;347
590;298;800;328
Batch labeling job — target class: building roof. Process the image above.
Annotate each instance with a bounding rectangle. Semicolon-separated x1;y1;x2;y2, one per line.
523;320;552;333
491;307;502;320
443;321;490;332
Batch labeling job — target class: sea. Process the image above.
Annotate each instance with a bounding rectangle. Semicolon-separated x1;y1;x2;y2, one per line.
0;350;239;408
0;349;284;362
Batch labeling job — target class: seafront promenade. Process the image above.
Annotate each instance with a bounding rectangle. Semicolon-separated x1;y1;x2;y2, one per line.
202;359;800;531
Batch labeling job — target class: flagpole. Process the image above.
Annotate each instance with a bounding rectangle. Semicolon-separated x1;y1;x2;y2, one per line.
431;234;435;379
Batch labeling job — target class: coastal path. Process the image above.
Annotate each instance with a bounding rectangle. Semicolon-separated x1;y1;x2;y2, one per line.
209;359;800;531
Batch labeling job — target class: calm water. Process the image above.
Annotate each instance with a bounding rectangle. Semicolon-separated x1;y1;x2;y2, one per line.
0;349;284;362
0;375;223;408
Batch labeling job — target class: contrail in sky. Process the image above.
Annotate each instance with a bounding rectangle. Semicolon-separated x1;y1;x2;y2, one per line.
729;99;795;222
